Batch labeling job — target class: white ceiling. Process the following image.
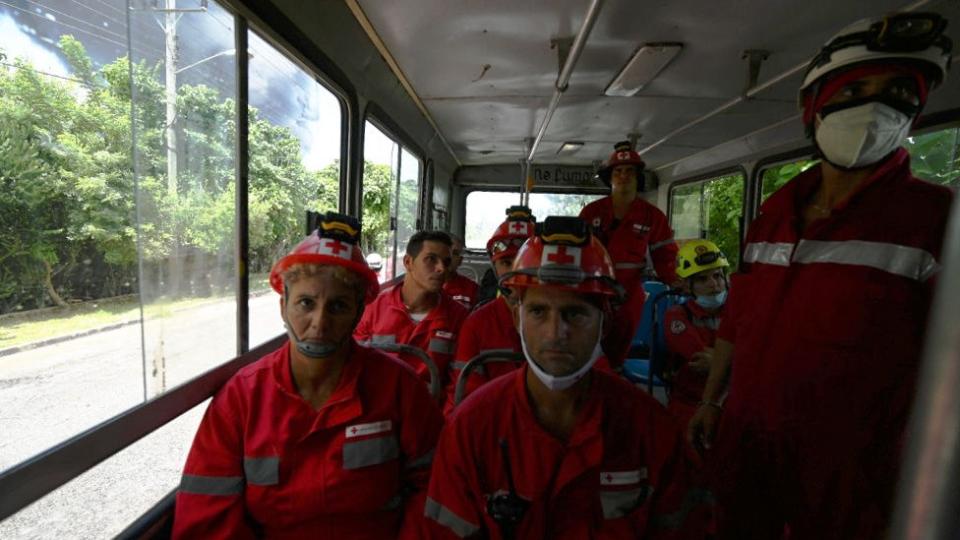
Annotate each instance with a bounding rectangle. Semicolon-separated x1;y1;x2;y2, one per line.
356;0;960;168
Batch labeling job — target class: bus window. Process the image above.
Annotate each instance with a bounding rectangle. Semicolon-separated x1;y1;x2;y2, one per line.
464;191;602;250
247;30;343;348
362;123;424;282
669;172;746;269
397;147;422;259
759;159;818;205
906;126;960;188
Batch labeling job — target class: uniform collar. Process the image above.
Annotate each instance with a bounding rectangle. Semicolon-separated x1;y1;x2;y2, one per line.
761;148;911;221
513;364;604;448
685;298;723;319
389;277;449;324
273;340;365;430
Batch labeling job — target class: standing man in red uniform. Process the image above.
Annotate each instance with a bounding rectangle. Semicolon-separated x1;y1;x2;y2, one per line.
580;142;678;367
173;213;443;539
443;234;480;309
355;230;469;401
688;13;954;539
663;240;729;429
443;206;535;416
425;216;710;539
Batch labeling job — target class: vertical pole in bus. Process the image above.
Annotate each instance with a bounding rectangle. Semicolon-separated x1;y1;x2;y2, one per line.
235;17;250;355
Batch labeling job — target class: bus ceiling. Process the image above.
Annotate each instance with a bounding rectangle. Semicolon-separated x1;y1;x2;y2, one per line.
337;0;960;175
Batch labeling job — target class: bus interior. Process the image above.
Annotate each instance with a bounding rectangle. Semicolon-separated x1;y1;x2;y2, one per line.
0;0;958;537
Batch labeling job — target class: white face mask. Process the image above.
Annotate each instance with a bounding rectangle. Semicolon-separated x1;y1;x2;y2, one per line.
518;303;603;391
815;101;912;169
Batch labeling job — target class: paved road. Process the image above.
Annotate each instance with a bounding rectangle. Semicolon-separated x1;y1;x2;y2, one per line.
0;294;285;539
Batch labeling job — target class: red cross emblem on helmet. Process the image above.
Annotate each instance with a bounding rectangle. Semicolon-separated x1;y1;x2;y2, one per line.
268;212;380;303
500;216;622;301
487;205;536;262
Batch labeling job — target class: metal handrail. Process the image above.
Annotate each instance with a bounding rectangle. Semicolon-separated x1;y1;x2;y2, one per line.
0;335;286;522
454;349;525;405
365;343;442;399
889;195;960;539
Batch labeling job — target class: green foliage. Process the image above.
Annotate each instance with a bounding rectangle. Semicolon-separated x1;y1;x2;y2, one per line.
670;174;744;270
0;35;347;312
906;128;960;187
361;161;395;256
760;160;818;204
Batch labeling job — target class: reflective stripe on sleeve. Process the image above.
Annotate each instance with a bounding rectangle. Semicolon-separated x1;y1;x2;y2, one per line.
429;338;454;354
405;448;435;470
649;239;676;252
615;262;646;270
179;474;244;496
243;456;279;486
371;334;397;345
791;239;939;281
742;242;794;266
600;486;651;519
425;497;481;538
651;488;716;530
343;436;399;469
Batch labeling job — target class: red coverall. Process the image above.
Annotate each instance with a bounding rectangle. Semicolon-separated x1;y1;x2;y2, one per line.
172;341;443;539
443;296;522;416
711;150;953;539
580;197;678;367
425;365;712;539
443;273;480;309
663;300;722;428
354;282;469;393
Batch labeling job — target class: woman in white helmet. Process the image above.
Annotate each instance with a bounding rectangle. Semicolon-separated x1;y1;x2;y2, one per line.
688;12;954;540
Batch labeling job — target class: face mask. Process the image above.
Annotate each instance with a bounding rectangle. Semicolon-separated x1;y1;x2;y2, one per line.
283;316;339;359
814;101;912;169
695;290;727;310
518;304;603;391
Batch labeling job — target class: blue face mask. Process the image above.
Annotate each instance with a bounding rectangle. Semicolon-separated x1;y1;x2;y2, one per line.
695;290;727;310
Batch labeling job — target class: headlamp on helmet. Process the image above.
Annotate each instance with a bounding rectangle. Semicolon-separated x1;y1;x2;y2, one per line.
676;239;729;280
499;216;624;302
269;211;380;303
597;140;646;187
487;205;536;261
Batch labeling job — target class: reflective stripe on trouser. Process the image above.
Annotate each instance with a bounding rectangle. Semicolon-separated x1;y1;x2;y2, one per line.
743;242;794;266
342;436;399;469
180;474;243;496
791;239;938;281
243;456;279;486
429;338;454;354
425;497;481;538
651;488;716;530
601;486;651;519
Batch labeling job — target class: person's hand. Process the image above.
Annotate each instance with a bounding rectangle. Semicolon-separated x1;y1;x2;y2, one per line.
687;402;721;455
688;347;714;373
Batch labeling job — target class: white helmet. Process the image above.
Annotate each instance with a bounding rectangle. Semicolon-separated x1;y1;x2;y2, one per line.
365;252;383;271
799;12;952;106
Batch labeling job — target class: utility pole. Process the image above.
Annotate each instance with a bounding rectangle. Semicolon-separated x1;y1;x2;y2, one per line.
164;0;178;196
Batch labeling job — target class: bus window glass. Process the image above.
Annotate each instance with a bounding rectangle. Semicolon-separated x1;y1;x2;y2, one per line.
906;127;960;188
0;0;235;535
363;121;400;281
246;30;343;348
759;159;818;205
670;172;745;269
397;148;422;257
464;191;602;250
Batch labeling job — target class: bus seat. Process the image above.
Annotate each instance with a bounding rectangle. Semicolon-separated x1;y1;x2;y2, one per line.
623;282;687;391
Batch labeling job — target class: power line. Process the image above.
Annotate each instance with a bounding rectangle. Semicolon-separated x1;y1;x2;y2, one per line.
1;60;93;87
0;1;142;54
63;0;126;30
13;0;128;42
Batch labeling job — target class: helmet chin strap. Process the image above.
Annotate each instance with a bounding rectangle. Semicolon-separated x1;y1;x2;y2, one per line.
282;314;339;359
518;303;603;391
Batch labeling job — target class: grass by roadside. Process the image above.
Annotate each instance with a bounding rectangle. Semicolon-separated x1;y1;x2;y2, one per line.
0;274;271;350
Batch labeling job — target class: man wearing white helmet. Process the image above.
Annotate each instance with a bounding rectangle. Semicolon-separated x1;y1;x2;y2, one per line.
687;12;954;539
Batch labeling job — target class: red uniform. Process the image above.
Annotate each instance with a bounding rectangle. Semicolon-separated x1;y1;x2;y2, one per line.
443;273;480;309
663;300;722;427
443;296;522;416
354;282;469;392
425;366;712;539
172;341;443;539
580;197;678;366
712;150;953;539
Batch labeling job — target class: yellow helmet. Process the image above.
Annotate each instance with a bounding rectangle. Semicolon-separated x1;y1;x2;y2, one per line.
676;239;729;279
